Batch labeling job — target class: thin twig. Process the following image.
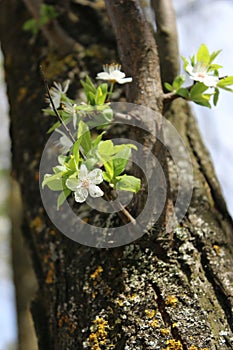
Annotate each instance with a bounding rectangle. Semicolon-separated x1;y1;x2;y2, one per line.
40;66;76;144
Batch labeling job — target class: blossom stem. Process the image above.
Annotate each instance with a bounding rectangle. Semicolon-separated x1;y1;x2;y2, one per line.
108;82;115;100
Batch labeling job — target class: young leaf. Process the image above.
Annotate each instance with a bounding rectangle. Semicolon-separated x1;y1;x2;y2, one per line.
176;88;189;98
197;44;210;65
164;82;173;92
57;189;71;210
113;147;132;176
217;76;233;87
213;88;220;106
42;172;64;189
77;121;92;155
190;83;208;98
209;49;222;64
116;175;141;193
172;75;185;90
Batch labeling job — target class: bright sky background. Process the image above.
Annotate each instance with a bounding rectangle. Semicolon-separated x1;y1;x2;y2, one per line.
0;1;233;349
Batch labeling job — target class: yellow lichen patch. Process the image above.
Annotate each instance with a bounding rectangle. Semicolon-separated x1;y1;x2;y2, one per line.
90;266;103;279
160;328;170;336
200;348;210;350
166;339;183;350
165;295;178;307
115;298;124;307
149;319;159;328
87;317;109;350
188;345;198;350
30;215;45;233
129;293;138;300
213;244;222;256
145;309;155;318
45;261;55;284
172;323;178;328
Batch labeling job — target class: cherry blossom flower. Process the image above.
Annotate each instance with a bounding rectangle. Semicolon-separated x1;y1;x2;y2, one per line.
66;164;104;203
55;129;73;154
185;63;219;87
48;80;70;108
96;64;133;84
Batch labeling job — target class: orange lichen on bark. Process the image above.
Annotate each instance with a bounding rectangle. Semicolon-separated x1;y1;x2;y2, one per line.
45;261;55;284
166;339;183;350
165;295;178;306
90;266;103;279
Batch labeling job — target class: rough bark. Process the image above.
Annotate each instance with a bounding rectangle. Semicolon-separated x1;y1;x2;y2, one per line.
0;1;233;350
152;0;180;84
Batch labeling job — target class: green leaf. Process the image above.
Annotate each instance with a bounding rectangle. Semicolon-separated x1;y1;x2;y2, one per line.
190;83;208;98
22;19;39;36
42;172;64;190
116;175;141;193
181;56;190;70
95;85;107;105
192;95;212;108
87;91;96;105
103;160;114;181
58;154;69;165
57;189;71;210
176;88;189;98
77;121;92;155
97;140;115;159
164;82;173;92
213;88;220;106
209;49;222;63
47;121;61;133
217;76;233;87
197;44;210;65
172;75;185;90
113;148;132;176
208;64;223;71
92;131;106;148
72;139;81;165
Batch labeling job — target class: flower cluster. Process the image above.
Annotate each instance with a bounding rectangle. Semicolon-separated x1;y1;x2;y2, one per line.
164;44;233;108
42;64;140;209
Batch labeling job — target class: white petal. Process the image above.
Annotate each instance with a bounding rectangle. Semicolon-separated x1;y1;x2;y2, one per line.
111;70;126;80
185;65;195;75
79;164;88;180
74;188;88;203
96;72;111;80
66;178;81;191
88;168;103;185
203;76;219;87
88;184;104;198
118;77;133;84
62;79;70;93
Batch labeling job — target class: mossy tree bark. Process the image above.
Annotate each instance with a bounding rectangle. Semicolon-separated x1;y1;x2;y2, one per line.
0;1;233;349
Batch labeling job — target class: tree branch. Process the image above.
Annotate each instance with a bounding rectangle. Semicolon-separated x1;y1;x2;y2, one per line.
152;0;180;84
105;0;163;112
22;0;83;54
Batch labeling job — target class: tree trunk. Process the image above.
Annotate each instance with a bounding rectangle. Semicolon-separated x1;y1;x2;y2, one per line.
0;1;233;349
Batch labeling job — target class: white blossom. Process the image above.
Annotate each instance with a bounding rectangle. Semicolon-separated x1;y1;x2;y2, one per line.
55;129;73;154
48;80;70;108
96;64;133;84
66;164;104;203
186;63;219;87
